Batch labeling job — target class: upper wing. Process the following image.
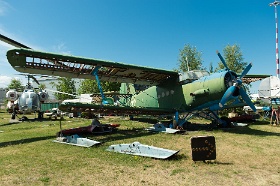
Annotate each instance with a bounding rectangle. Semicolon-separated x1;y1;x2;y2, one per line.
242;74;271;84
6;48;178;86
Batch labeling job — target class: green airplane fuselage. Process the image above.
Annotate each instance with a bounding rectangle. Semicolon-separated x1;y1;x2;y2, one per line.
128;71;234;112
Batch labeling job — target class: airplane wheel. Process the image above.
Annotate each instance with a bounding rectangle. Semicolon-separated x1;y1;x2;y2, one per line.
38;112;43;119
220;116;231;128
21;116;28;121
173;120;178;129
56;131;62;137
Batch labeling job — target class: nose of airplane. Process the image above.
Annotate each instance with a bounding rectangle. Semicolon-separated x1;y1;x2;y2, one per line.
216;51;256;112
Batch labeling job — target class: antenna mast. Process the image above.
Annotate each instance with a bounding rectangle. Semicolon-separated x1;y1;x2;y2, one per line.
269;1;280;78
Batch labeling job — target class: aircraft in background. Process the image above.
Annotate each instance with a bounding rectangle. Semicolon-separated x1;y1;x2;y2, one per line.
0;34;269;127
6;74;48;120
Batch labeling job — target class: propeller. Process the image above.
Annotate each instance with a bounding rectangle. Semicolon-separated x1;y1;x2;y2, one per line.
239;63;252;79
0;34;31;49
216;50;230;70
17;74;40;85
28;75;40;85
216;50;237;87
217;51;256;112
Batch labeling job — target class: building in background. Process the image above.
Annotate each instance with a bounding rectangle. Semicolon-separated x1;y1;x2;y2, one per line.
0;88;7;109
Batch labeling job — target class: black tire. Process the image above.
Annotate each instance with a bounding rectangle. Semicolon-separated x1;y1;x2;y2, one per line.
38;112;43;119
11;113;16;120
220;116;231;128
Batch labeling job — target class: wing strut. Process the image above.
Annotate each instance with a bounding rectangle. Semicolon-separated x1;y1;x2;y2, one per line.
91;66;108;105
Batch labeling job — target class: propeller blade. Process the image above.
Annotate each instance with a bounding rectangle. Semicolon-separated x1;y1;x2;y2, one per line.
239;63;252;79
216;50;229;70
219;86;236;107
0;34;31;49
239;87;256;112
29;75;40;85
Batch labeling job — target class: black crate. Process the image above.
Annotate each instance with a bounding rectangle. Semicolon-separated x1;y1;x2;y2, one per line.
191;136;216;161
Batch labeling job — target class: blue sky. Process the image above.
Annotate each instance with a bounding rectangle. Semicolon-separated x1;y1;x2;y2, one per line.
0;0;277;93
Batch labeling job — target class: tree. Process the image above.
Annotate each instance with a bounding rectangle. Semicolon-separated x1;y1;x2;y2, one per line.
8;78;24;92
38;83;46;90
177;44;204;72
101;81;121;92
78;79;121;94
216;44;248;73
78;79;98;94
50;77;76;100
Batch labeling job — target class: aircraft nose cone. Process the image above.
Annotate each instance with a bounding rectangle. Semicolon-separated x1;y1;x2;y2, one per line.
236;79;242;86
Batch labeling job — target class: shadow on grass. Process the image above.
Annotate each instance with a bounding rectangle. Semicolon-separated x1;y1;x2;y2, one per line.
166;153;188;161
204;161;233;165
185;120;280;137
0;122;22;127
221;126;280;137
1;117;65;127
249;120;270;125
85;128;158;143
131;117;158;124
191;160;234;165
0;135;55;148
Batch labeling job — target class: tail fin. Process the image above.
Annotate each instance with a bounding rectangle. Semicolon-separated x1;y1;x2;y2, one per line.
119;83;135;106
120;83;135;95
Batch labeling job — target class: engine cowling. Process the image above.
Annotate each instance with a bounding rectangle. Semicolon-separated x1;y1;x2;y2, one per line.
6;90;18;102
39;92;49;102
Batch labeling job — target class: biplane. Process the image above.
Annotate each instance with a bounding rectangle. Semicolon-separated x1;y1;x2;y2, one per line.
0;34;269;127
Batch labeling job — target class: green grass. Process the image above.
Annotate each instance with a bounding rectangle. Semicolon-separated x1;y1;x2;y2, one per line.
0;111;280;185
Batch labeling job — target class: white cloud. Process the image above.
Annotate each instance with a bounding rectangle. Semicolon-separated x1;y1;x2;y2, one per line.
0;0;13;16
0;32;30;86
0;75;23;88
0;1;7;16
0;36;15;75
52;42;71;55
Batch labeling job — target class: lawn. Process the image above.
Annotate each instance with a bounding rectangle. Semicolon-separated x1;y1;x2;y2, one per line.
0;111;279;186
